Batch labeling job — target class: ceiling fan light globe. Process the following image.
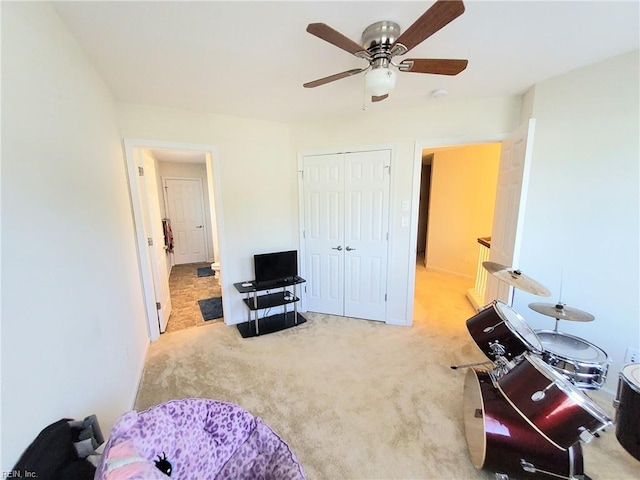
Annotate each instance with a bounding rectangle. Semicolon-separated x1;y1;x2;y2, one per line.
365;67;397;97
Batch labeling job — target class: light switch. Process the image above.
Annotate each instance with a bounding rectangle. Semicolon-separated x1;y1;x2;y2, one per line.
401;200;410;212
401;216;409;227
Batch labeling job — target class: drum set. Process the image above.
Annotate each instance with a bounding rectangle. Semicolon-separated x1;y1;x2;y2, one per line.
457;262;638;479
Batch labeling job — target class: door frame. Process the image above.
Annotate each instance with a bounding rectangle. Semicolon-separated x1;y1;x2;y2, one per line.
297;143;395;319
123;138;227;341
406;134;508;323
162;176;209;265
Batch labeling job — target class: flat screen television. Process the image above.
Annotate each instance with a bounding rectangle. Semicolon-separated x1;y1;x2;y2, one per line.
254;250;298;283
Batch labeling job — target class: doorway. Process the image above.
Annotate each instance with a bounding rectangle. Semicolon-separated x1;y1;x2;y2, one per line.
413;142;502;322
123;139;227;341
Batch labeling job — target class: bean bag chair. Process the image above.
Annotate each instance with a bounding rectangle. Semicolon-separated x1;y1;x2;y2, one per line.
95;398;305;479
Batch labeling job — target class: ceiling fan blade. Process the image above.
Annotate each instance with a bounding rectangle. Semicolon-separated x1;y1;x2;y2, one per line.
398;58;468;75
372;95;389;102
307;23;369;57
391;0;465;56
303;68;367;88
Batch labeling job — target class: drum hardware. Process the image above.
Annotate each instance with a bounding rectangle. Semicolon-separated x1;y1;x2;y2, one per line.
519;459;585;480
531;382;555;402
483;261;552;298
489;341;507;357
450;360;493;370
483;321;504;333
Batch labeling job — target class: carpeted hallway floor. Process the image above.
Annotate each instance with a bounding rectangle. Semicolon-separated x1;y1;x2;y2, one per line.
135;262;639;479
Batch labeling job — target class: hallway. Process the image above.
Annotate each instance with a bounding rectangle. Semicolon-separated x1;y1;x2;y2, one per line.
165;262;223;333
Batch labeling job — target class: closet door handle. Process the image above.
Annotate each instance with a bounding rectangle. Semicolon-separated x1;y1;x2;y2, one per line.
331;246;343;251
346;246;356;251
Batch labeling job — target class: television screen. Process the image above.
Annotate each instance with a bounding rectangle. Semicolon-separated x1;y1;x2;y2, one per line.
254;250;298;283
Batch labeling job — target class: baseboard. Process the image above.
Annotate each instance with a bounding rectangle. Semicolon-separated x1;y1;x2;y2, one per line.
386;317;412;326
130;339;150;410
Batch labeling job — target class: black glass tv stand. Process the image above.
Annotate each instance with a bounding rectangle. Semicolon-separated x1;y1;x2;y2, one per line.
233;276;306;338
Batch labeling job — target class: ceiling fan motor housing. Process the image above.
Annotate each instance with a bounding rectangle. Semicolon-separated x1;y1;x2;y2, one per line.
361;21;401;58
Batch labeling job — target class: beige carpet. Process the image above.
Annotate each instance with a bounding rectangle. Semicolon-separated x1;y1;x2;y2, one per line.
135;269;639;479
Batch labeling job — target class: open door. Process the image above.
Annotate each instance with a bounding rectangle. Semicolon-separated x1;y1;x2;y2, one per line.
485;119;536;304
140;151;172;332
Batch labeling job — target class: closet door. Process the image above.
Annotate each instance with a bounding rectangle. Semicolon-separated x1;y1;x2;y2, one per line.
303;150;391;321
343;150;391;321
303;154;345;315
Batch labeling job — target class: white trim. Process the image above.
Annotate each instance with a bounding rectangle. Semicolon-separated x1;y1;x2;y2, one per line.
407;134;508;326
123;139;227;341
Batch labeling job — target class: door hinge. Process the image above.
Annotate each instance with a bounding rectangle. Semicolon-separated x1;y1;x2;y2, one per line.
303;230;306;239
138;166;144;176
147;237;153;246
156;302;161;310
300;170;304;180
386;232;389;241
385;164;391;175
385;293;387;302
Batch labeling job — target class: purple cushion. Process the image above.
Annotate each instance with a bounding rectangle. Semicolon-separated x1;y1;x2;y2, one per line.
95;399;305;479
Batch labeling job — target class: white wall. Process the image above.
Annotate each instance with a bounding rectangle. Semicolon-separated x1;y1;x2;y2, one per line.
116;104;296;325
157;160;215;263
1;3;150;468
425;144;501;278
512;51;640;395
292;97;522;324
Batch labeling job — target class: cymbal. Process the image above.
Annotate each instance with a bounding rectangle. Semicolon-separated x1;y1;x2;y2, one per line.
528;302;595;322
482;261;552;297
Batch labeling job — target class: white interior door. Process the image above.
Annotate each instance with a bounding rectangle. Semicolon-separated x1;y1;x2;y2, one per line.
486;119;536;303
303;154;345;315
142;153;172;332
343;151;390;321
303;149;390;321
164;178;207;264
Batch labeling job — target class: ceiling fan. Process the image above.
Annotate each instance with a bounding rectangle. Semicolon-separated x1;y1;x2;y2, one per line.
303;0;468;102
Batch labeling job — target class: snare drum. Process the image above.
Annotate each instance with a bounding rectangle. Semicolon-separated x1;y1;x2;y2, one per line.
463;368;584;479
614;363;640;460
537;330;610;390
496;352;612;450
467;301;543;361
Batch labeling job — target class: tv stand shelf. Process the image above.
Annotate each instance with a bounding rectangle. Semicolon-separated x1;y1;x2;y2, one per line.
233;276;306;338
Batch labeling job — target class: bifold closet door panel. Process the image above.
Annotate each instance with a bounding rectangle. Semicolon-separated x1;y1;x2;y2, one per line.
343;150;390;321
303;154;345;316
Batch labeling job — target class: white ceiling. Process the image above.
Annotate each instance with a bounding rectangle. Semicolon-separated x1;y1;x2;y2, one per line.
53;1;639;124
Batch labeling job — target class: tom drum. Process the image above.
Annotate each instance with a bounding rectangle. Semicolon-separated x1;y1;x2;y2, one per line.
463;368;584;479
467;301;543;362
537;330;610;390
496;352;612;450
614;363;640;461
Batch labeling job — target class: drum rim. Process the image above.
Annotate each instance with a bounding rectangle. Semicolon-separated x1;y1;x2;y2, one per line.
535;330;610;364
524;352;612;425
494;301;543;354
621;363;640;392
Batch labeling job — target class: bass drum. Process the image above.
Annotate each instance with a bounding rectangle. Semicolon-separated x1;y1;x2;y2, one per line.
614;363;640;461
463;368;584;479
466;301;543;362
537;330;610;390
